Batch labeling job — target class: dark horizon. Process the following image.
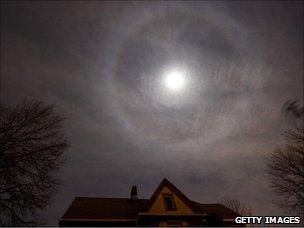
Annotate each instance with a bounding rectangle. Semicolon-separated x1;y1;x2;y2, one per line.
1;1;303;225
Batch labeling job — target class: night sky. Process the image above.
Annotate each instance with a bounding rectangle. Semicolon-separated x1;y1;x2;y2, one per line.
1;1;303;225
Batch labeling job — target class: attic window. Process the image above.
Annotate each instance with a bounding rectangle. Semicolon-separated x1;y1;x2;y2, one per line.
162;194;176;211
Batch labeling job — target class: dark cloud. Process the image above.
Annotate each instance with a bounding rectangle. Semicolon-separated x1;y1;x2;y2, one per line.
1;1;303;225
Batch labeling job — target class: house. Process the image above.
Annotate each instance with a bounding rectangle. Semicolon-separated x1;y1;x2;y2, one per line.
59;178;240;226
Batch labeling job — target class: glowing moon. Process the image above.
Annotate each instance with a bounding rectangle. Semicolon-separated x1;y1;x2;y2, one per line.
163;68;187;92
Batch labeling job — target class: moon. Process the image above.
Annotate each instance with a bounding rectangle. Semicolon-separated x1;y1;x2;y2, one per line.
163;68;187;92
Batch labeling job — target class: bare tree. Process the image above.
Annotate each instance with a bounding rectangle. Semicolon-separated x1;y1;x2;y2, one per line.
266;127;304;214
0;100;70;225
218;197;252;216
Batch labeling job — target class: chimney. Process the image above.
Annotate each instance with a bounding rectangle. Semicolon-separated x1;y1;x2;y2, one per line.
131;185;137;200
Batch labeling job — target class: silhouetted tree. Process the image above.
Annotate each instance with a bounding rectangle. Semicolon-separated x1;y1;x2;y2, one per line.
266;127;304;214
218;197;252;215
0;101;70;225
266;100;303;214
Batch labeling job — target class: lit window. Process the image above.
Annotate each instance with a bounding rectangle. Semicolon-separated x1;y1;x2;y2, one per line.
163;194;176;211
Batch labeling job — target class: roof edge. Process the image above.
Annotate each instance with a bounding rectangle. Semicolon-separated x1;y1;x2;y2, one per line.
144;178;199;213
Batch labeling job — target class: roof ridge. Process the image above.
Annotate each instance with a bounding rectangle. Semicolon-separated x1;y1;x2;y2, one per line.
75;196;149;200
144;178;199;213
191;201;221;206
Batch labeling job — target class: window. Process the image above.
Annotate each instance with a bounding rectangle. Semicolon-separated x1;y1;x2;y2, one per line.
162;194;176;211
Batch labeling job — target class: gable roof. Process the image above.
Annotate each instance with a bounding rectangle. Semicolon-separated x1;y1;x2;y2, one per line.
144;178;198;213
60;178;240;221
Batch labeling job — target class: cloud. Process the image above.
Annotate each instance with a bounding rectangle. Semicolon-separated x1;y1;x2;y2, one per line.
2;1;303;224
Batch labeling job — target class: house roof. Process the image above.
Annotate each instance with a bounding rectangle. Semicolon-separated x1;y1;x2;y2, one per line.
61;178;239;221
144;178;198;213
61;197;148;220
191;202;240;220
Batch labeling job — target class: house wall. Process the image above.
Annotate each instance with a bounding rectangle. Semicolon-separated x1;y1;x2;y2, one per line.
148;186;194;214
